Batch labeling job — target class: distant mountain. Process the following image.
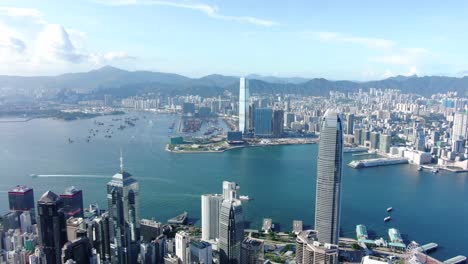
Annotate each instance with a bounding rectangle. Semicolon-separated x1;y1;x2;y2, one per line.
1;66;467;98
246;74;310;84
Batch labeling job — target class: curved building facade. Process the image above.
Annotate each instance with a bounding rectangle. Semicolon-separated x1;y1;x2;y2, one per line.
314;110;343;245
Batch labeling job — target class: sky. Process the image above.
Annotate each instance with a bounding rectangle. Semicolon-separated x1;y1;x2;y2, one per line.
1;0;468;80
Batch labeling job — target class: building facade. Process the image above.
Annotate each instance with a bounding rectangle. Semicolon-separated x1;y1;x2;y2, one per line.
315;110;343;245
239;77;250;134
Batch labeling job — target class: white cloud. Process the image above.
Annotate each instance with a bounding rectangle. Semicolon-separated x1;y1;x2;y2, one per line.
302;31;396;49
382;70;395;78
90;51;136;65
94;0;278;26
0;7;46;24
35;24;86;63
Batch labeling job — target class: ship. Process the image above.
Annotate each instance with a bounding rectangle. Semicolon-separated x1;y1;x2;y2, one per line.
239;195;251;201
432;168;439;173
348;158;408;169
387;207;393;212
168;211;188;225
384;216;392;222
30;174;38;178
417;166;423;171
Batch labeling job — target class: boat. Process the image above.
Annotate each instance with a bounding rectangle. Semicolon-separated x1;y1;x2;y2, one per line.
432;168;439;173
168;211;188;225
30;174;38;178
239;195;251;201
387;207;393;212
384;216;392;222
417;166;423;171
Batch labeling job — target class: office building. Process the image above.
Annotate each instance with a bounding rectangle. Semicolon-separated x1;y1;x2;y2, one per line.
315;110;343;245
353;128;362;146
370;132;380;150
140;219;162;243
453;111;468;142
107;153;140;264
379;134;391;153
37;191;67;264
67;217;85;241
345;114;354;135
218;187;243;264
272;109;284;138
140;241;157;264
190;240;212;264
61;237;93;264
8;185;36;224
295;230;338;264
239;77;250;134
254;108;273;137
60;186;84;218
241;238;264;264
175;231;190;264
201;194;223;241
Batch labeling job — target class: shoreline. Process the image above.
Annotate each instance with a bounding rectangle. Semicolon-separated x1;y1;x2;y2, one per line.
165;140;318;154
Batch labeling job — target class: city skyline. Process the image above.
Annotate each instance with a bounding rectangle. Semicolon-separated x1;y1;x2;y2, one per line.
1;1;468;79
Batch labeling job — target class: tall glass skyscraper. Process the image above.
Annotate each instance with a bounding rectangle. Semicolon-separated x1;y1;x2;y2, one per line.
314;110;343;245
238;77;250;134
107;153;140;264
218;181;243;264
254;108;273;137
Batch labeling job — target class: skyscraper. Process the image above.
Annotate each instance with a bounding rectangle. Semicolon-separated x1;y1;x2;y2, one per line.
175;231;190;264
315;110;343;245
8;185;36;223
37;190;67;264
345;113;354;135
60;186;84;218
379;134;391;153
107;152;140;264
452;111;468;142
272;109;285;138
254;108;273;137
201;194;223;241
238;77;250;134
219;181;243;264
61;237;93;264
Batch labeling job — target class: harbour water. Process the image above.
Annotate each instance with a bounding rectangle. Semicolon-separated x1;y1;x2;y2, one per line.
0;113;467;259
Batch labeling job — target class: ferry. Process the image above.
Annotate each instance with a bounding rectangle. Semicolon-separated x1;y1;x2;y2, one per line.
239;195;251;201
384;216;392;222
387;207;393;212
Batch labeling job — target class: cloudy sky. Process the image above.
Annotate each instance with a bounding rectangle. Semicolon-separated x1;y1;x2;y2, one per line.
1;0;468;80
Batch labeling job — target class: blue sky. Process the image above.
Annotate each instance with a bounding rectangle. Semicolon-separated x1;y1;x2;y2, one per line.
0;0;467;80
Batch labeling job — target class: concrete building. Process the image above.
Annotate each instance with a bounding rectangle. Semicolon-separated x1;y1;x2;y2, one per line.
295;230;338;264
379;134;391;153
241;238;264;264
452;111;468;143
201;194;223;241
315;110;343;245
345;113;354;135
189;240;212;264
239;77;250;134
175;231;190;264
272;109;284;138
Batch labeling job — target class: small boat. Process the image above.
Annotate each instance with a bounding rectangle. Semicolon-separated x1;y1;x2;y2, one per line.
432;168;439;173
384;216;391;222
30;174;38;178
387;207;393;212
239;195;251;201
417;166;423;171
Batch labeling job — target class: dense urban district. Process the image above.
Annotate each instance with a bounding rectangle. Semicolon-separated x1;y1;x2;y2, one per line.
0;70;467;264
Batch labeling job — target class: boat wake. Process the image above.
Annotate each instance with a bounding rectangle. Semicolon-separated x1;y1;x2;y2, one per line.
33;174;109;179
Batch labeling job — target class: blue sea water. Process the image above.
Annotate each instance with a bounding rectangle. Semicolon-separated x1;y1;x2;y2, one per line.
0;113;467;259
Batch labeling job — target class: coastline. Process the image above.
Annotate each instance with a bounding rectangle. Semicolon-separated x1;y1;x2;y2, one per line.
165;139;318;154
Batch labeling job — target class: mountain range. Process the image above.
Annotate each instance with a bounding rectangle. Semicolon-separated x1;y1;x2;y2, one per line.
1;66;467;99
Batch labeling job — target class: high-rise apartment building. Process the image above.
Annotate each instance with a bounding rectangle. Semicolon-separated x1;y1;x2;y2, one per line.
201;194;223;241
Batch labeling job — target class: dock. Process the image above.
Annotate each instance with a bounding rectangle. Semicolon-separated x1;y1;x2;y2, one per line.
168;211;188;225
388;228;406;249
444;256;467;264
417;243;438;252
348;157;408;169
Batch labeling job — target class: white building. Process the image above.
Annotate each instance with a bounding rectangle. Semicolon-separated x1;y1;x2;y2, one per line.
239;77;250;134
175;231;190;264
201;194;223;241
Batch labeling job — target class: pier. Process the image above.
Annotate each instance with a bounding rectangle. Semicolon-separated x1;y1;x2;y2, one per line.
444;256;467;264
417;242;438;252
348;157;408;169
